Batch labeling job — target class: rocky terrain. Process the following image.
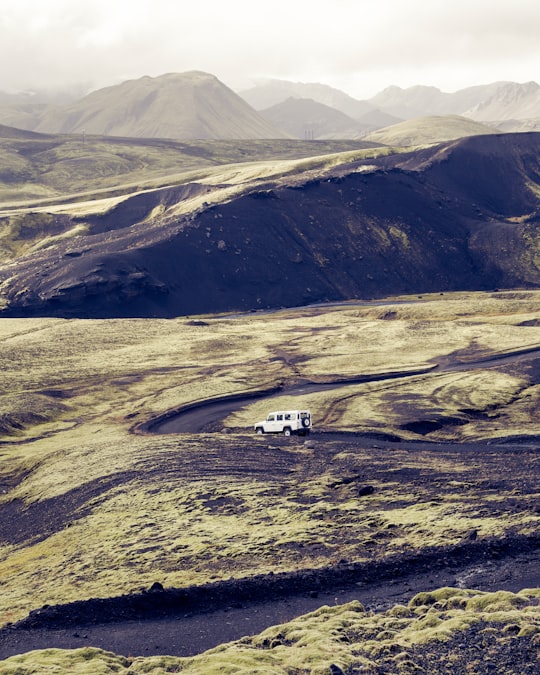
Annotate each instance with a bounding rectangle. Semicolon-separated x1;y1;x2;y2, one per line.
0;434;539;673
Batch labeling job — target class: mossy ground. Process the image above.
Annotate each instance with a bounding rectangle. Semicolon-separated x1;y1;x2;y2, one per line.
0;588;538;673
0;135;377;204
0;291;538;669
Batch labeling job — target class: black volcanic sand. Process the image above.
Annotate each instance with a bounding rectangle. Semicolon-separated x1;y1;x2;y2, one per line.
0;547;538;662
1;133;539;319
0;436;539;664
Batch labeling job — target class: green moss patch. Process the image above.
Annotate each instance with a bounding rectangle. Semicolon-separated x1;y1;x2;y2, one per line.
1;589;538;674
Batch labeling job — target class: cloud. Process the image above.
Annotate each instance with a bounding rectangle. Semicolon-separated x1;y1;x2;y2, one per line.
0;0;538;98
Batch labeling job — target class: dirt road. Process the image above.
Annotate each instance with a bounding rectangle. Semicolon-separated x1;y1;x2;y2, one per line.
141;346;540;435
1;541;538;660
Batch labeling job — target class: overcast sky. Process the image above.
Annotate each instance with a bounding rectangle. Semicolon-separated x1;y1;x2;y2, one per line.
1;0;539;99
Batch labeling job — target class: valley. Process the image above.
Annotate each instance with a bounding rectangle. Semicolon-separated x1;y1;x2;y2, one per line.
0;120;538;673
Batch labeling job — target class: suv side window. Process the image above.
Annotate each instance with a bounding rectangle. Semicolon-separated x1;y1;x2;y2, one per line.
284;413;291;420
267;414;275;421
277;414;283;421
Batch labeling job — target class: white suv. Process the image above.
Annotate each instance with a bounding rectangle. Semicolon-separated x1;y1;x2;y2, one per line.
254;410;312;436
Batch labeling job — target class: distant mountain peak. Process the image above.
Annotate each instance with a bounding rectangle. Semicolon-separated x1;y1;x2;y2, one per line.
239;78;375;120
369;80;540;122
1;74;539;141
155;70;219;83
17;71;292;140
464;81;540;121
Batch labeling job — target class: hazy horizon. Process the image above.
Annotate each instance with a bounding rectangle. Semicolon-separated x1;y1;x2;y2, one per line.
0;0;539;101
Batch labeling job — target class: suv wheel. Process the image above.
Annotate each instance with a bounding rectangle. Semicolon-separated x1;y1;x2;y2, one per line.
283;427;292;436
256;427;264;435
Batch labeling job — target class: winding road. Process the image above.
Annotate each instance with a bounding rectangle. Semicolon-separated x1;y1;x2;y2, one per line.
141;345;540;435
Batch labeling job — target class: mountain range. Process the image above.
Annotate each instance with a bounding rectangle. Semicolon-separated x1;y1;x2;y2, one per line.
0;72;539;142
367;81;540;120
242;78;540;136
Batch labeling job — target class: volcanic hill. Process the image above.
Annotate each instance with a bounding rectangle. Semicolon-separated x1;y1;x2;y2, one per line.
19;72;292;140
0;132;538;318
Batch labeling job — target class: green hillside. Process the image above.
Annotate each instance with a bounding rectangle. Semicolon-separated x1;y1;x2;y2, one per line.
365;114;498;146
0;127;374;203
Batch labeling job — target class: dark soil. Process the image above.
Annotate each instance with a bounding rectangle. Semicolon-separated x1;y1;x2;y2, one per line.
0;537;538;661
369;619;540;675
0;472;139;546
1;133;539;318
0;434;539;665
1;355;539;667
0;539;538;663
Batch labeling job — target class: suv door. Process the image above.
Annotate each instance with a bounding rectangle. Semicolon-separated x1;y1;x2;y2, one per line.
265;414;279;433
